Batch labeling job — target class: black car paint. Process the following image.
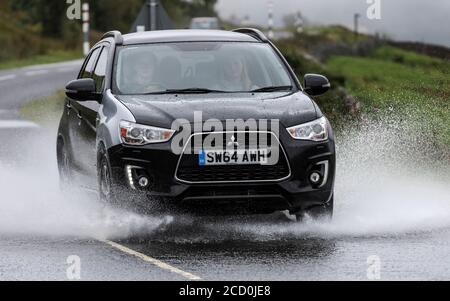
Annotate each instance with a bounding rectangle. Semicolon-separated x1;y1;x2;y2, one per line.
116;92;319;129
57;29;335;215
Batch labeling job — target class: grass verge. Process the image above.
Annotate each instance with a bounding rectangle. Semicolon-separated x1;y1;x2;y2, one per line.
0;50;82;70
20;90;65;128
325;45;450;150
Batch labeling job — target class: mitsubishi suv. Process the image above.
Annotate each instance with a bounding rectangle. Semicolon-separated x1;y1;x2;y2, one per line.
57;29;335;220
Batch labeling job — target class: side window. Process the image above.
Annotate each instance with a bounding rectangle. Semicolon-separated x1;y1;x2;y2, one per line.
93;47;109;92
80;47;101;79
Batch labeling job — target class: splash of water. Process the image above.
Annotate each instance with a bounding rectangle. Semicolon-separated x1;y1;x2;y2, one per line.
136;113;450;242
0;113;448;241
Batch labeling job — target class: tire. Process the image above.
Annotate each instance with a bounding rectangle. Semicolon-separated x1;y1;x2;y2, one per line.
57;139;73;192
97;145;139;212
97;145;171;215
97;145;119;206
296;195;334;222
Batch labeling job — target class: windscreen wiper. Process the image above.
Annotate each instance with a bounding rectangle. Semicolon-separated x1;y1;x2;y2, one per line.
250;85;293;93
163;88;227;94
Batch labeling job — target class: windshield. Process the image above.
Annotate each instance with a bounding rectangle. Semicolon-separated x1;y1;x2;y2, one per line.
113;42;295;95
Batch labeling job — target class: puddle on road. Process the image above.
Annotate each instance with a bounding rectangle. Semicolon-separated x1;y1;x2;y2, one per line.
0;114;449;242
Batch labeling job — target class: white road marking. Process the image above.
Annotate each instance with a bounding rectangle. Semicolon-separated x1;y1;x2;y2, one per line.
0;74;16;82
101;239;201;280
0;120;39;129
25;70;49;76
0;109;17;116
22;59;83;71
57;68;74;73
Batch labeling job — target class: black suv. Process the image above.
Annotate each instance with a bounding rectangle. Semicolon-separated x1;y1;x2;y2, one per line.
57;29;335;220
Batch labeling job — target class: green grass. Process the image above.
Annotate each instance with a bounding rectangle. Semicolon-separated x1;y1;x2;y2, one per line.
20;90;65;128
326;46;450;150
372;46;446;70
0;49;82;70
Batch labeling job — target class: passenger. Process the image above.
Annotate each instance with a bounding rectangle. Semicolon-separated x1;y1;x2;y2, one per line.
219;55;253;91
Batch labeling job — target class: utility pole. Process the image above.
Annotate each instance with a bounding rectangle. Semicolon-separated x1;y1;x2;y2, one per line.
295;11;304;34
353;13;360;39
267;1;274;39
149;0;158;31
82;3;90;56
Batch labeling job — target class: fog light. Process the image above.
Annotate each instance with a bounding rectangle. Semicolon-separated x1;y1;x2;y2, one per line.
126;165;136;189
310;172;322;184
138;176;149;188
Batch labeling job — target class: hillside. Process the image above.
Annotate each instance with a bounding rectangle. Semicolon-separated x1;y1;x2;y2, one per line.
276;26;450;156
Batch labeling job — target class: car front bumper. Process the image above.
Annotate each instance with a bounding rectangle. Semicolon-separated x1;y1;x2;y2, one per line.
107;131;335;215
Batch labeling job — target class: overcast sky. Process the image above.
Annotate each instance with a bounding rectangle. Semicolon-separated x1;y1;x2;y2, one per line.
216;0;450;47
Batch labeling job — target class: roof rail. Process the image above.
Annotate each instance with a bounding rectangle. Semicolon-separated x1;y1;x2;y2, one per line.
232;28;269;42
102;30;123;45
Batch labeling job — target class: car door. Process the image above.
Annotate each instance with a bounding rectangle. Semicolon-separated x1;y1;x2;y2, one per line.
69;46;103;182
67;47;100;175
79;45;109;181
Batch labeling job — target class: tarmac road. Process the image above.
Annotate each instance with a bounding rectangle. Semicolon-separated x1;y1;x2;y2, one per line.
0;61;449;281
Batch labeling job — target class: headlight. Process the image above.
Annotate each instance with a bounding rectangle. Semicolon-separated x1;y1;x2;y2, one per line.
286;116;329;141
120;121;175;145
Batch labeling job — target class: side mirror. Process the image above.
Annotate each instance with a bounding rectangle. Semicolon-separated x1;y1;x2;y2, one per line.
65;78;101;102
303;74;331;96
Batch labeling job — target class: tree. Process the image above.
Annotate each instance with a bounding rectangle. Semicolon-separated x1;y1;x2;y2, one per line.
9;0;66;37
89;0;144;32
5;0;219;38
190;0;217;17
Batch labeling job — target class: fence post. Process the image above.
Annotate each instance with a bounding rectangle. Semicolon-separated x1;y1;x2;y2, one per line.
267;1;274;39
82;3;90;56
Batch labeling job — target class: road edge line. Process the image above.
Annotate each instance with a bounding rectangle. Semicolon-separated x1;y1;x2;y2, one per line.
100;239;202;281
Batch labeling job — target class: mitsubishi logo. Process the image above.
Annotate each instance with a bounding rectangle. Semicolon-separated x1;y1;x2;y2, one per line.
227;135;239;147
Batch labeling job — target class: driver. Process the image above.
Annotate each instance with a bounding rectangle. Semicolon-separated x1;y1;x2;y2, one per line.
123;50;160;94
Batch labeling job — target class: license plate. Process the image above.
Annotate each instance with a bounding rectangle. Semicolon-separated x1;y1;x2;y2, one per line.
199;149;268;166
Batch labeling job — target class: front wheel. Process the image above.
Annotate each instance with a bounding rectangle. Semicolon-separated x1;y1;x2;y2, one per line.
97;146;122;207
97;146;146;213
57;139;73;192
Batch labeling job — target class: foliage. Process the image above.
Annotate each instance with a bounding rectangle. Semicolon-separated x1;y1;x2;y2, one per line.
1;0;217;63
0;50;82;70
326;47;450;150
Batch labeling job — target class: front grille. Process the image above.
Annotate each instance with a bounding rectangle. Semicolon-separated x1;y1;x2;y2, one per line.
175;131;291;183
